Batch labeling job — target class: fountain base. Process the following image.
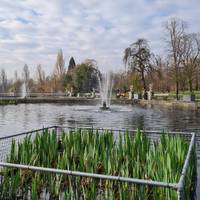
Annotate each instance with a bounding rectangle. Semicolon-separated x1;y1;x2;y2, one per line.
100;101;110;110
100;106;110;110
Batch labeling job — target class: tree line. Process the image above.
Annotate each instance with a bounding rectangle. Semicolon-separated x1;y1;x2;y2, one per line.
0;50;100;96
0;18;199;99
120;18;200;100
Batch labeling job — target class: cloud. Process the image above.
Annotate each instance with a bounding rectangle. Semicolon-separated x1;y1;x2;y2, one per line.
0;0;199;78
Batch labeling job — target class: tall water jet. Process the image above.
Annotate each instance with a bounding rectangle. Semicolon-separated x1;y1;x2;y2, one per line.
20;82;27;98
98;72;113;110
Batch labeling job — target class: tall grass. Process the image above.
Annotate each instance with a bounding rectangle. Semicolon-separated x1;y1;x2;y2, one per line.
0;128;196;199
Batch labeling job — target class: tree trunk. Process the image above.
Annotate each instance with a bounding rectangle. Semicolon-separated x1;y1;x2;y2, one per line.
175;66;179;100
141;71;147;100
195;73;199;91
176;80;179;100
189;78;193;93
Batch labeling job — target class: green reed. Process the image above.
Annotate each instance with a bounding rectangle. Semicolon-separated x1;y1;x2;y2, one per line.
0;128;196;199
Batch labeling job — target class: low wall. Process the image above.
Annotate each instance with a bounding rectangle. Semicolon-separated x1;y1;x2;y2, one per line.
0;97;100;105
0;97;200;110
112;98;200;110
137;100;200;110
18;97;100;105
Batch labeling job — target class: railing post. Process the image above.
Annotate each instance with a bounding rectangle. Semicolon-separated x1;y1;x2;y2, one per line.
54;126;58;138
177;183;184;200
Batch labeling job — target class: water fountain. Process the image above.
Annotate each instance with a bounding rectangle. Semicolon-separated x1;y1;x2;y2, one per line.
98;72;113;110
21;82;27;98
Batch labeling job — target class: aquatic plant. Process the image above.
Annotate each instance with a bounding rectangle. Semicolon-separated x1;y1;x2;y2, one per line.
0;128;196;199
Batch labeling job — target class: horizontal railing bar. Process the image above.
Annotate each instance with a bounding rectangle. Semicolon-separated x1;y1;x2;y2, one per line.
0;126;56;140
0;162;178;189
56;125;193;136
0;125;193;141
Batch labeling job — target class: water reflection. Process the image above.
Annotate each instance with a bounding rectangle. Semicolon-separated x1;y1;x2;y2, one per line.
0;104;200;135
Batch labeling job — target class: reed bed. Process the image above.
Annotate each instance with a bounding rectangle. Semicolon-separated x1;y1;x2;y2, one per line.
0;129;196;200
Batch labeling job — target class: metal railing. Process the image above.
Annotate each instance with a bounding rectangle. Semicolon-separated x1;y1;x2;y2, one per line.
0;126;196;200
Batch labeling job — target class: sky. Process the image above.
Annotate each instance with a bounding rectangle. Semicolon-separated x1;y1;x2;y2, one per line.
0;0;199;78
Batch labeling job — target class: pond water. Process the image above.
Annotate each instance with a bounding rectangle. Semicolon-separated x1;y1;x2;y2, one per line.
0;103;200;135
0;103;199;196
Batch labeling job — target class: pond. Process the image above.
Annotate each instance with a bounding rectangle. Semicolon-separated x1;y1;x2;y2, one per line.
0;103;199;196
0;103;200;135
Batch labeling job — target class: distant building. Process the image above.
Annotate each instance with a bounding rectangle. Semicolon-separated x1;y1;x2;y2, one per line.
67;57;76;74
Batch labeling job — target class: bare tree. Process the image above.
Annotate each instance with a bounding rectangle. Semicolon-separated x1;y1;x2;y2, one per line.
123;39;153;99
0;68;7;94
84;59;98;67
195;59;200;90
151;55;164;92
36;64;46;92
36;64;45;83
14;70;18;83
23;64;30;94
52;49;66;92
165;18;186;100
13;70;22;95
182;33;200;92
54;49;65;77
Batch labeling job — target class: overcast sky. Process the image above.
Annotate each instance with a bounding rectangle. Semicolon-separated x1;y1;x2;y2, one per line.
0;0;199;78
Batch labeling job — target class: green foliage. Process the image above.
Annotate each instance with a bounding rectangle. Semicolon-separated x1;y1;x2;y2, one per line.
63;73;73;89
131;73;143;92
72;63;99;93
0;129;196;199
123;39;152;94
0;99;17;105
